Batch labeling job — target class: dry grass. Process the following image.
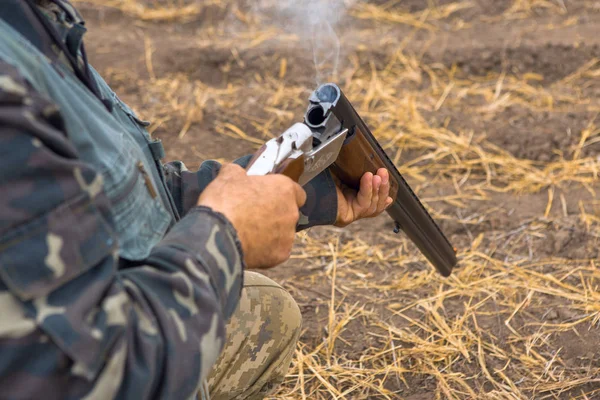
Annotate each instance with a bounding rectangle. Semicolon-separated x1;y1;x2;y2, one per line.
280;231;600;399
76;0;600;398
76;0;222;21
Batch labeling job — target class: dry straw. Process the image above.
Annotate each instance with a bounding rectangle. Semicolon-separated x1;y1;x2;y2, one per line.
75;0;600;398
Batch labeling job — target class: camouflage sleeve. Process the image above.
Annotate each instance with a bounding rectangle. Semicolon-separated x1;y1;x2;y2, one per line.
164;156;338;230
0;61;244;399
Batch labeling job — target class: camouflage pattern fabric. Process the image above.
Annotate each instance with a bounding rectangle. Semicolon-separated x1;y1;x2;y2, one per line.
205;271;302;400
0;50;244;400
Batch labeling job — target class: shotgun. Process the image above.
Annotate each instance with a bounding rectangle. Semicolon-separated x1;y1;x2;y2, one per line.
247;83;457;276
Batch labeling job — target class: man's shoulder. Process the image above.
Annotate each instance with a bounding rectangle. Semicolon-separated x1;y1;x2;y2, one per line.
0;1;53;55
0;0;83;66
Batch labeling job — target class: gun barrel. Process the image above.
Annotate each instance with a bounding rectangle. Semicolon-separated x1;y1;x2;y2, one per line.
306;83;457;276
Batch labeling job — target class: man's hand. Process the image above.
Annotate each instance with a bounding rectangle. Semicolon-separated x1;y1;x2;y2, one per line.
334;168;393;227
197;164;306;269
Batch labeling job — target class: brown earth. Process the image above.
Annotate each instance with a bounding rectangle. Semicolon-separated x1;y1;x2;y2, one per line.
77;0;600;398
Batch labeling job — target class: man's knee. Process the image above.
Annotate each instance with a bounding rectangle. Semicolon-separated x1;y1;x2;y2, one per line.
241;271;302;350
206;271;302;400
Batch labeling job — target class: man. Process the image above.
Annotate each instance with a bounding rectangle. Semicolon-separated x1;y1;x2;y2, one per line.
0;1;391;399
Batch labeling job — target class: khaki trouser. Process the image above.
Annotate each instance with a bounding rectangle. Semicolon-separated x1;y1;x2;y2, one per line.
206;271;302;400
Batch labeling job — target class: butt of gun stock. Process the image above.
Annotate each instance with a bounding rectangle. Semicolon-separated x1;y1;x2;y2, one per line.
308;84;458;276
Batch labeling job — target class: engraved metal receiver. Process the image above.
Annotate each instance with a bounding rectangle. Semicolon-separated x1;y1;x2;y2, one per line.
246;122;347;186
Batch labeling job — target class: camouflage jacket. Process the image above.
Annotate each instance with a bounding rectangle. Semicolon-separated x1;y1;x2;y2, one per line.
0;1;337;399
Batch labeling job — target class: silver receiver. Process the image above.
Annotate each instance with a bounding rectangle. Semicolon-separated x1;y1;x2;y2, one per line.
246;123;348;186
246;123;313;176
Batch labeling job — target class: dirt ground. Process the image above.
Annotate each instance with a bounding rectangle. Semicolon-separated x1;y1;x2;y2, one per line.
76;0;600;398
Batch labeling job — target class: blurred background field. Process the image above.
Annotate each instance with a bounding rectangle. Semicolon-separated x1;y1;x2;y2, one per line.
75;0;600;398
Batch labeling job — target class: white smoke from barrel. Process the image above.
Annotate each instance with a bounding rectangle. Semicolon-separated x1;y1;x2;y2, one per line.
311;18;340;85
250;0;352;84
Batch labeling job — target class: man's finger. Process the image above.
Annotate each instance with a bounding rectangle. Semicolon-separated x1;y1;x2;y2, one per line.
370;174;381;214
377;168;388;179
356;172;374;207
293;183;307;207
377;169;390;211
